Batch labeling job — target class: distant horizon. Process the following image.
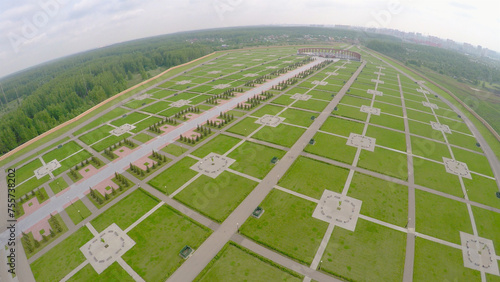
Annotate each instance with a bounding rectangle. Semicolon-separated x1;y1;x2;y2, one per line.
1;0;499;78
0;23;496;81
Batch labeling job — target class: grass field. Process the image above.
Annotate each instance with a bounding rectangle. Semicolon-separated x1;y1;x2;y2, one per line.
321;219;406;281
65;200;92;225
241;190;328;265
110;112;149;127
413;159;462;197
175;171;258;222
278;108;315;127
196;243;302;281
278;156;349;199
252;123;306;148
413;238;480;281
358;147;408;180
410;136;451;162
415;190;472;245
464;176;500;209
122;205;211;281
305;132;357;164
31;227;94;282
90;188;159;232
320;116;364;137
133;132;155;143
226;117;262;137
471;206;500;254
228;141;286;179
148;157;198;194
347;172;408;227
366;125;406;151
191;135;241;158
48;177;69;195
161;143;189;157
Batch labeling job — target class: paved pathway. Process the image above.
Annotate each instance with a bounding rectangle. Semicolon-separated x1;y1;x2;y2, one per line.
167;60;366;282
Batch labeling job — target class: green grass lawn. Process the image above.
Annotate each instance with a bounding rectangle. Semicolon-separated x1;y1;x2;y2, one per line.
161;143;189;157
278;156;349;199
141;101;171;114
333;104;368;121
320;116;364;137
340;95;371;107
49;177;69;195
124;98;155;109
90;188;159;232
304;132;357;165
464;176;500;209
408;120;445;142
252;104;285;117
241;190;328;265
369;113;405;131
366;125;406;151
196;243;302;282
133;132;155;143
410;136;451;162
90;133;131;152
68;262;134;282
16;158;42;182
53;149;93;176
30;227;94;282
358;147;408;180
191;134;241;158
472;206;500;254
79;125;114;145
15;175;50;199
321;219;406;281
65;200;92;225
292;99;329;112
227;117;262;137
446;132;482;152
73;107;129;137
444;119;471;134
413;238;480;281
413;159;462;197
228;141;286;179
278;108;315;127
175;171;258;222
110;112;149;127
347;172;408;227
415;190;473;245
129;116;163;133
122;205;212;281
270;94;294;106
373;101;403;116
252;123;306;148
148;157;198;194
406;108;435;124
452;147;493;177
42;141;84;163
151;89;177;99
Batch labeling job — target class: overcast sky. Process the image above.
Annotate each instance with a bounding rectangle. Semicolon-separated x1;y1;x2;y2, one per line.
1;0;499;78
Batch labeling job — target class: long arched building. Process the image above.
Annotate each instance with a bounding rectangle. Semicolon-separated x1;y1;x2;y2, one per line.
297;48;361;61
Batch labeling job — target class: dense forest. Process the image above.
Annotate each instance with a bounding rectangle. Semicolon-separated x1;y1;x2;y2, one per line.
366;40;500;85
0;26;397;155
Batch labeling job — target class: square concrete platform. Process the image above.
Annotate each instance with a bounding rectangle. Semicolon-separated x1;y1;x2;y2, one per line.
312;80;328;86
171;99;191;108
190;153;236;178
34;160;61;179
110;124;135;136
422;101;439;109
312;190;362;231
430;121;451;134
135;93;151;100
371;79;384;84
346;133;376;152
175;80;192;85
443;157;472;179
460;232;499;276
80;223;135;274
367;89;383;96
360;105;381;116
290;93;312;101
255;114;285;127
417;88;430;94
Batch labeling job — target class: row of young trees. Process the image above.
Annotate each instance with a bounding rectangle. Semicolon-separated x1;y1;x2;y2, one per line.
21;214;61;254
